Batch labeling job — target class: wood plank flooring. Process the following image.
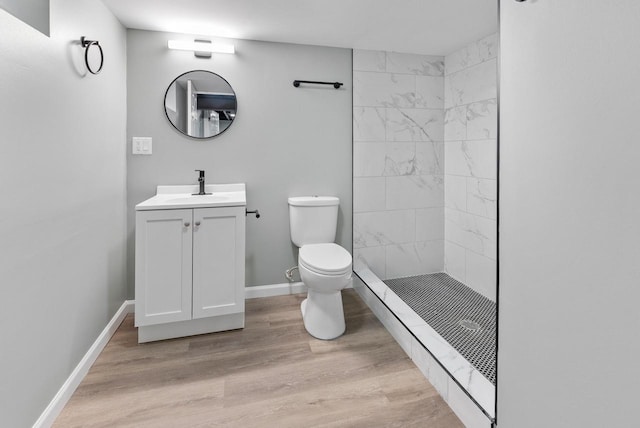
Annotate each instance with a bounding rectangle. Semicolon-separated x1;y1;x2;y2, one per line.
55;290;463;427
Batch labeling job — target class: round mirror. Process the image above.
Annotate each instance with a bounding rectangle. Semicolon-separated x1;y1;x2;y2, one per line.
164;70;237;139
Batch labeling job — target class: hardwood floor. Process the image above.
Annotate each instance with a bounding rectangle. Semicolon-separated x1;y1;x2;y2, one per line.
55;290;463;427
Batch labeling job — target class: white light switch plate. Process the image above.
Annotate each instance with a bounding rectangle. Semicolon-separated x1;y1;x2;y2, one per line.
132;137;152;155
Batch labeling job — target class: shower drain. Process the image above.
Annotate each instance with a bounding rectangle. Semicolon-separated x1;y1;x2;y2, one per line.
458;319;481;332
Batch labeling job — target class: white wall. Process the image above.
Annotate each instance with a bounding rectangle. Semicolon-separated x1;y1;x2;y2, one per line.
126;30;352;291
0;1;127;426
499;1;640;426
352;50;445;280
444;33;498;301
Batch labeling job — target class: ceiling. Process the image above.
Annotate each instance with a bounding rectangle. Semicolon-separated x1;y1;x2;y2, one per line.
101;0;498;56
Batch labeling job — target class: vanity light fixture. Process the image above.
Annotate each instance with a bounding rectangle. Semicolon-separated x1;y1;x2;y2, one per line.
167;39;235;58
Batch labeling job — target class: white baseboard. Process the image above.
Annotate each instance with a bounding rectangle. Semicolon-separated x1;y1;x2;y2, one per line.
33;300;135;428
244;277;354;300
245;282;307;299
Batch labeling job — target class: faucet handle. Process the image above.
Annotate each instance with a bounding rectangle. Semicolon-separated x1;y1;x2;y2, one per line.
195;169;205;178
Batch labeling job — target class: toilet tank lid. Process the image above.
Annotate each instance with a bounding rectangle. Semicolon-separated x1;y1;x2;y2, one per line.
288;196;339;206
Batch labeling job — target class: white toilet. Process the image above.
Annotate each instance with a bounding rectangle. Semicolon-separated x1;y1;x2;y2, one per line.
288;196;352;340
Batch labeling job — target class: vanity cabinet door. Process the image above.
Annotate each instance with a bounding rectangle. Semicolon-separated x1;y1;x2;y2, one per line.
192;207;245;319
135;209;193;326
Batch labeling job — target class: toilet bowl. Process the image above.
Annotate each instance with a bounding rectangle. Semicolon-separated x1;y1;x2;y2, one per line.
298;243;352;340
288;195;352;340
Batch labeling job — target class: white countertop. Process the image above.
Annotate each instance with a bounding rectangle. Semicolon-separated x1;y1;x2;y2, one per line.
135;183;246;211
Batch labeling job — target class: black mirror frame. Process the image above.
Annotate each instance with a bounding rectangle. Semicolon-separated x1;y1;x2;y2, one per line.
163;69;238;140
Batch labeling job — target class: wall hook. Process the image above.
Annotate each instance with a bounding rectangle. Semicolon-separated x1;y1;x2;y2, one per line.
80;36;104;75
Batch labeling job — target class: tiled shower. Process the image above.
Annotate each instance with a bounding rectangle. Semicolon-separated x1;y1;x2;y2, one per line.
353;34;497;300
443;34;498;301
352;33;498;420
353;49;446;279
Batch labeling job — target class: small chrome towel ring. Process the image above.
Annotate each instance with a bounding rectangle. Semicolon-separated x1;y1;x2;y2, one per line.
81;36;104;75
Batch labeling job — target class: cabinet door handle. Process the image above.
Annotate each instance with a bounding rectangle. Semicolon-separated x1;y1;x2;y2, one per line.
184;221;190;227
195;221;201;226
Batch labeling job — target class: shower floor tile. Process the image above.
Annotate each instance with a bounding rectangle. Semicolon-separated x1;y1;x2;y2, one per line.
355;268;495;418
384;273;496;385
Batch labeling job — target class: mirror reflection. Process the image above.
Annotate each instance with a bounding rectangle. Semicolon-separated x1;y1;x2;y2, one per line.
164;70;237;139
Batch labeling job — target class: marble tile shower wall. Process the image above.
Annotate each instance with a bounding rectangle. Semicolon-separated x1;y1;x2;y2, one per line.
353;50;445;280
443;33;498;301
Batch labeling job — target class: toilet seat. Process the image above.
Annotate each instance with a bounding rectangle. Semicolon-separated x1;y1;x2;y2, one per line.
299;243;352;275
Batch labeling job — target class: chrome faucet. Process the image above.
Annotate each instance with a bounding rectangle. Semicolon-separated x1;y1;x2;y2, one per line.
193;170;211;195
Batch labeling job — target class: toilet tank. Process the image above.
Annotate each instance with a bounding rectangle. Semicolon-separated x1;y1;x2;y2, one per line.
288;196;339;247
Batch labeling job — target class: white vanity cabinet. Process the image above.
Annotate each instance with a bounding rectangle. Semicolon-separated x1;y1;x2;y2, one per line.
192;207;245;319
135;208;194;327
134;184;246;343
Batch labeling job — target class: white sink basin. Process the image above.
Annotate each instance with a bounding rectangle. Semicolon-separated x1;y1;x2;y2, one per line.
136;183;246;210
